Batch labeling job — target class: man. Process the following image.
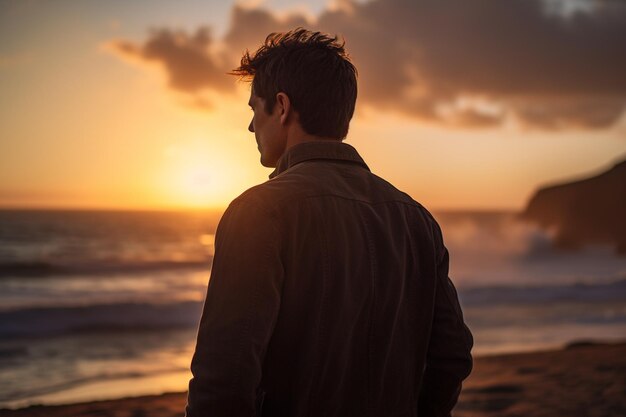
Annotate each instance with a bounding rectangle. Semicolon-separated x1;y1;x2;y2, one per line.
185;28;473;417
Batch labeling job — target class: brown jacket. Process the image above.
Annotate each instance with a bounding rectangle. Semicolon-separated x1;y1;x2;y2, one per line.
186;140;473;417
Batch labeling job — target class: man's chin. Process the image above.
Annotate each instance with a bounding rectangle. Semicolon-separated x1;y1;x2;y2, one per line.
259;155;277;168
260;160;277;168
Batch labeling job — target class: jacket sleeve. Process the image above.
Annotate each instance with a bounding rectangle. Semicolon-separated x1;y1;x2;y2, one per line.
185;199;283;417
417;222;473;417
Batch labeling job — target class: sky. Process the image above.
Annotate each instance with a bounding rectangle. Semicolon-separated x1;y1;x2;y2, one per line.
1;0;625;211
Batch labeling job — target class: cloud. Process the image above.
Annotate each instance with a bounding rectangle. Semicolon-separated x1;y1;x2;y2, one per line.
106;0;626;130
0;52;33;70
107;26;233;94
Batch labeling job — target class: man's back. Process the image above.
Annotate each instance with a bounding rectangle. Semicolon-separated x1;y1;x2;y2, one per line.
186;141;473;417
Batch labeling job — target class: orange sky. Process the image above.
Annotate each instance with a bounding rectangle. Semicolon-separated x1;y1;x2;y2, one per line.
1;0;625;211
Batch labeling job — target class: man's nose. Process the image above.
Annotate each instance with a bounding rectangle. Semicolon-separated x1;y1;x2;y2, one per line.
248;119;254;133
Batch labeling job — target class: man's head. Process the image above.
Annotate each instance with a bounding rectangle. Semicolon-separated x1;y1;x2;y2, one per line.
232;28;358;167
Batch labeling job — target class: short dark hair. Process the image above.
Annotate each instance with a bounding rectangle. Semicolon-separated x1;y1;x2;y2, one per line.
232;28;358;140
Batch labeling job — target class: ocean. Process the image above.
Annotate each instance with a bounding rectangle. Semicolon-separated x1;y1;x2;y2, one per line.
0;209;624;408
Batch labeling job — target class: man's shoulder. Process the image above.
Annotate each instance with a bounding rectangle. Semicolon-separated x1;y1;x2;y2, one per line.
232;174;292;200
224;175;299;217
227;160;439;219
359;170;444;238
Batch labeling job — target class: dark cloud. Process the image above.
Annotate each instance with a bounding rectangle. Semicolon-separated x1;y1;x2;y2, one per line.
108;26;232;94
512;97;626;130
222;5;311;57
107;0;626;130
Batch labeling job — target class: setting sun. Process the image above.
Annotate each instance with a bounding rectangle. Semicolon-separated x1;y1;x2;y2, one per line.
153;124;270;209
157;143;233;207
161;143;234;207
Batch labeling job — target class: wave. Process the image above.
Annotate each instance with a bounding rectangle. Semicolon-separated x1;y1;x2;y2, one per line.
0;301;204;338
0;346;28;360
0;259;211;278
460;278;626;306
3;279;625;339
0;366;189;403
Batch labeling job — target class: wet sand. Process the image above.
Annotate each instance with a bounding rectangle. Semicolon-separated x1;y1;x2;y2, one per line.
2;342;624;417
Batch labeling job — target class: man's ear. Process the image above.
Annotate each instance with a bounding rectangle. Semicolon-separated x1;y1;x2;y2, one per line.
275;92;291;125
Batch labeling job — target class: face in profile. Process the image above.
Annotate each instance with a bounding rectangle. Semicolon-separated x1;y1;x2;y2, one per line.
248;89;287;168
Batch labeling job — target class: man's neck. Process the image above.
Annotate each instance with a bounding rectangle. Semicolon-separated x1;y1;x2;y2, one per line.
285;130;341;151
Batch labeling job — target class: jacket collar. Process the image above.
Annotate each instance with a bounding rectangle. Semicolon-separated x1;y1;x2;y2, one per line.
269;140;370;179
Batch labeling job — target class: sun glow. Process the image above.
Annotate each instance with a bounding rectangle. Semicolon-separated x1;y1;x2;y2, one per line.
159;142;234;208
154;126;269;209
176;163;224;204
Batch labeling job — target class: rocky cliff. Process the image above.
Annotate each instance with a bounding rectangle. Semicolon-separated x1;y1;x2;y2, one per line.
522;159;626;254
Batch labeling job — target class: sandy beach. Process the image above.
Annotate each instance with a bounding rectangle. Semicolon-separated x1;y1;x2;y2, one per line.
1;342;624;417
